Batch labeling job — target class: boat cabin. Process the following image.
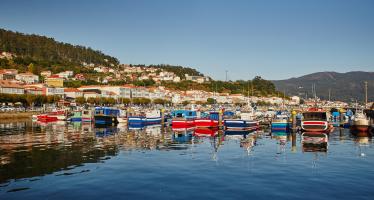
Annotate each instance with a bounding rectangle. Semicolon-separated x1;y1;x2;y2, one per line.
303;112;327;121
172;110;197;119
94;107;120;117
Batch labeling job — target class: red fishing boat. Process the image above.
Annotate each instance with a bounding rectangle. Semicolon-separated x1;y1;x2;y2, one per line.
194;111;220;128
171;110;197;128
35;110;67;122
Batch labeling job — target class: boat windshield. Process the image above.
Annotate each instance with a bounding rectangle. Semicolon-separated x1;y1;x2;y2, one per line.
303;112;327;120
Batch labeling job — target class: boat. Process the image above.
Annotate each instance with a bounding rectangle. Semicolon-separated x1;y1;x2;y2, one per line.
350;110;370;132
224;119;258;131
82;109;94;122
94;107;119;125
224;111;258;131
128;110;162;127
301;108;333;133
69;110;82;122
35;110;66;122
271;112;291;132
36;114;58;122
330;111;341;127
171;110;197;128
194;111;219;128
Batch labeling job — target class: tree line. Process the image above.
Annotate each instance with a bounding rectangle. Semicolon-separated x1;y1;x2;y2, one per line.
0;93;61;106
0;28;119;66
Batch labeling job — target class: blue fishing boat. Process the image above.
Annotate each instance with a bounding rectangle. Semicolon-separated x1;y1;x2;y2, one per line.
224;119;258;131
271;112;291;132
331;111;341;127
128;110;162;127
94;107;119;125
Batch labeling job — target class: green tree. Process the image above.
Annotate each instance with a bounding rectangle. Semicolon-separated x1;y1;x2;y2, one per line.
182;100;190;106
206;98;215;104
75;97;86;105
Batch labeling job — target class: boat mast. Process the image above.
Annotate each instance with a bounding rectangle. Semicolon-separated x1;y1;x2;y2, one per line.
364;81;368;109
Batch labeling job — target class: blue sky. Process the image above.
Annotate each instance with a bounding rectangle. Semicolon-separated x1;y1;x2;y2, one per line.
1;0;373;80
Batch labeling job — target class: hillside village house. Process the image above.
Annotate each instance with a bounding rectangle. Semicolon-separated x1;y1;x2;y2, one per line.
0;80;24;95
40;70;52;77
0;69;18;80
45;75;64;87
44;87;64;97
64;88;83;99
56;71;74;79
24;85;44;95
15;72;39;84
185;74;210;83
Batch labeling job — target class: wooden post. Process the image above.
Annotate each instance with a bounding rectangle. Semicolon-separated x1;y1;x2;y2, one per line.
219;109;223;129
291;130;297;152
161;108;165;127
292;110;297;132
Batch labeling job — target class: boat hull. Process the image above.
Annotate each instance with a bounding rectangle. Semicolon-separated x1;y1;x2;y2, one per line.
224;120;258;131
172;119;195;128
301;121;331;133
271;122;290;132
128;117;162;127
194;119;218;128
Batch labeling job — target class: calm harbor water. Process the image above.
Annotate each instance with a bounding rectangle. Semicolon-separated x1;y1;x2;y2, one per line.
1;120;374;200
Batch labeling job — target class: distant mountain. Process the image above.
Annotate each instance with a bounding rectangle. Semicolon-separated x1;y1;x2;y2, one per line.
0;28;119;66
272;71;374;102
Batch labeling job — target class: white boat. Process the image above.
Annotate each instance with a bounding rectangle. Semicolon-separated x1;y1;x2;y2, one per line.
350;111;370;132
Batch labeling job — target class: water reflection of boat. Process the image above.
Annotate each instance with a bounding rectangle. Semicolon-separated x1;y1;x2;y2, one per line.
272;132;288;145
81;122;94;132
193;128;218;137
301;132;328;152
172;128;193;144
94;125;118;137
145;125;162;136
224;130;252;141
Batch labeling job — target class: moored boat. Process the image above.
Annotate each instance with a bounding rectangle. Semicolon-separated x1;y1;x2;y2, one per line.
194;111;219;128
94;107;119;125
171;110;197;128
350;111;370;132
128;110;162;127
82;109;94;122
271;112;291;132
301;108;333;133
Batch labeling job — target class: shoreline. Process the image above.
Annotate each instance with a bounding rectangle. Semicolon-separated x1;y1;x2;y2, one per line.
0;111;40;120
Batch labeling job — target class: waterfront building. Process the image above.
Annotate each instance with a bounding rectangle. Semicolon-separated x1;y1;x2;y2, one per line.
0;80;24;94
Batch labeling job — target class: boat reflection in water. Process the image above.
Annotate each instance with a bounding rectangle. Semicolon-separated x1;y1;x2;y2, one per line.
224;130;256;154
352;131;372;157
193;128;218;137
171;128;194;144
301;132;328;152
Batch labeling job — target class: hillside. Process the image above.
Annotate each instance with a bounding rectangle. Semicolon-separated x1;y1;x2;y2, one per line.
0;28;119;66
272;71;374;102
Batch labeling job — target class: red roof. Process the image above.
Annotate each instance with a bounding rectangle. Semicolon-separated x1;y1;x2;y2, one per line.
64;88;81;92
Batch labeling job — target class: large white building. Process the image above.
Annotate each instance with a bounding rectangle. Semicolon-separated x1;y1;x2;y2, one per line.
15;72;39;84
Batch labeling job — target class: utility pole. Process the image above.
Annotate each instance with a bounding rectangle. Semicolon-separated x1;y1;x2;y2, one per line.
225;70;228;82
328;88;331;102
